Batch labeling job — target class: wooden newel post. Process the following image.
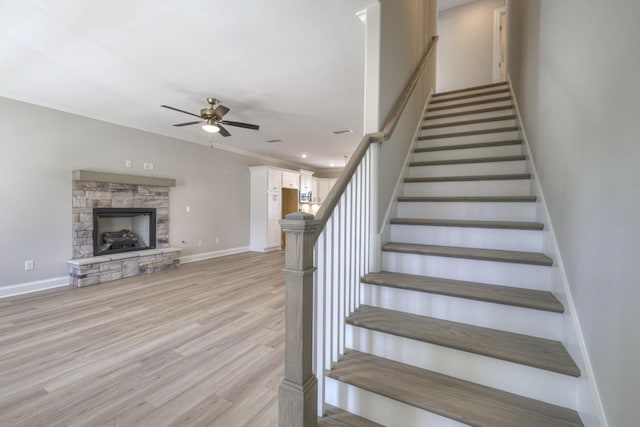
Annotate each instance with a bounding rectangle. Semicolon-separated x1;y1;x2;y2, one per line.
279;211;320;427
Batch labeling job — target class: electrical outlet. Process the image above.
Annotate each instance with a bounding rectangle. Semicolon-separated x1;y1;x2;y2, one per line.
125;160;132;168
24;259;34;271
186;205;191;213
215;237;220;244
149;163;154;171
143;163;149;170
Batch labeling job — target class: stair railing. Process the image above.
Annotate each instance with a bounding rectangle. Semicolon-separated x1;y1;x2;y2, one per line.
279;35;439;427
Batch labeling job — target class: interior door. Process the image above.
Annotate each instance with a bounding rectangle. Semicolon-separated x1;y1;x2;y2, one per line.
493;7;507;82
499;11;506;80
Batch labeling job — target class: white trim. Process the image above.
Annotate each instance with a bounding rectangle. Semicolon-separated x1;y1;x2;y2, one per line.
362;2;381;134
379;89;434;243
507;76;608;427
180;246;250;264
0;276;70;299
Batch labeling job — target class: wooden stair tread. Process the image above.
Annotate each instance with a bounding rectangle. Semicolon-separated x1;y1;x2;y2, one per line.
382;242;553;266
414;139;522;153
389;217;543;230
348;306;579;376
432;81;508;97
410;154;526;167
428;96;512;112
398;195;537;202
421;114;517;129
318;404;384;427
405;173;530;183
424;105;514;120
328;350;584;427
418;126;519;140
362;271;563;313
430;88;511;104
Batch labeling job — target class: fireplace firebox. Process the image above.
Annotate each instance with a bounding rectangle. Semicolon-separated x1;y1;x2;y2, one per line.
93;208;156;256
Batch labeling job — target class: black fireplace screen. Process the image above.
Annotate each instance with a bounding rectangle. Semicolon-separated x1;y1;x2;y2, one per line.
93;208;156;256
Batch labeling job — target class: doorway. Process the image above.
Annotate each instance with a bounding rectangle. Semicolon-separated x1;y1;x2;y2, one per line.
281;188;299;248
493;6;507;82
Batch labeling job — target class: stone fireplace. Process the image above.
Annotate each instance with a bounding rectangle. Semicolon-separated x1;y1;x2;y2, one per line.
68;170;181;287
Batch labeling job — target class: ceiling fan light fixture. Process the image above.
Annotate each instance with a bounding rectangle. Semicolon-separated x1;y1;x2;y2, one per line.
202;120;220;133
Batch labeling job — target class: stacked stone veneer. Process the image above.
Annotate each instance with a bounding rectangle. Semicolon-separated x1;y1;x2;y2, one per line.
68;248;181;287
72;180;170;258
69;178;180;287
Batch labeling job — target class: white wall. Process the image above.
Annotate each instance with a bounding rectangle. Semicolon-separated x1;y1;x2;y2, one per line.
0;97;256;290
436;0;505;91
377;0;438;228
506;1;640;425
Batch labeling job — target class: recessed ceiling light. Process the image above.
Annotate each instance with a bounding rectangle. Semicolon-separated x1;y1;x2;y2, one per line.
333;129;353;135
302;154;307;159
330;163;335;167
266;139;282;143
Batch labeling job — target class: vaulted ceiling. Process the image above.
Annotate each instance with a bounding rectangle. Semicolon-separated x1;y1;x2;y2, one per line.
0;1;373;169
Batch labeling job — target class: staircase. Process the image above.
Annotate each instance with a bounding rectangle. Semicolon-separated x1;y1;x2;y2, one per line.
322;82;585;426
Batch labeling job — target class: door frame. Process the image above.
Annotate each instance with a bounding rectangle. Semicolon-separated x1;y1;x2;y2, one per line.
492;6;507;82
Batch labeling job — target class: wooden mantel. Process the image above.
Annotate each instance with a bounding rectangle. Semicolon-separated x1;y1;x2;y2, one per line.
72;170;176;187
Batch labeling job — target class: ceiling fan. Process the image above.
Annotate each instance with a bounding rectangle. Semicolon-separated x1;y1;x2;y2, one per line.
161;97;259;137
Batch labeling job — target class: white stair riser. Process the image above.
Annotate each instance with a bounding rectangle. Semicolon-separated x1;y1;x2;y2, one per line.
434;85;508;99
424;109;515;126
361;283;561;340
382;252;551;290
413;144;523;161
346;326;577;408
421;119;518;137
325;377;466;427
390;224;543;252
417;130;520;147
397;201;537;221
403;179;531;197
409;160;526;177
428;99;513;115
430;92;511;107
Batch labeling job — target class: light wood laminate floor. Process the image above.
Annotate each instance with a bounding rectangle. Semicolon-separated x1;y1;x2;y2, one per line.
0;251;286;427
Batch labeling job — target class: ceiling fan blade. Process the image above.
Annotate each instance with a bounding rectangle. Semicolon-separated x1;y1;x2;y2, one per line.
218;124;232;137
161;105;202;119
221;120;260;130
213;105;230;120
173;121;202;127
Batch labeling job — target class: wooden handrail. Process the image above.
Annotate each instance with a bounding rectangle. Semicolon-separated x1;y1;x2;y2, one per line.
313;35;439;237
380;35;439;139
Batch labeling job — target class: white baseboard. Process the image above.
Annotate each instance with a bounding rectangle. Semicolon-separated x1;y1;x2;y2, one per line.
0;276;71;299
180;246;250;264
508;76;607;427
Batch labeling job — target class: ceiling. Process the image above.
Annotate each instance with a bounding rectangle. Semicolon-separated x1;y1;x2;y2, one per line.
439;0;477;11
0;0;373;169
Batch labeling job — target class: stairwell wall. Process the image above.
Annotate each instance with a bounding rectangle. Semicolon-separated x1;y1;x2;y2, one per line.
376;0;438;230
506;1;640;426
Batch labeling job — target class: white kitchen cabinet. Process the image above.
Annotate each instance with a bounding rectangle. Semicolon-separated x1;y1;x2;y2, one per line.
268;169;281;192
315;178;337;204
299;170;314;192
282;171;300;190
249;166;283;252
312;178;320;203
267;191;282;248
